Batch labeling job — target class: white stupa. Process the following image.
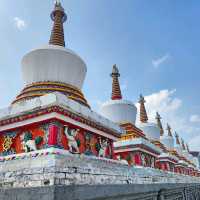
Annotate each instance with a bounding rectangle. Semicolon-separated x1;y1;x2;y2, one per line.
100;65;137;125
13;2;89;107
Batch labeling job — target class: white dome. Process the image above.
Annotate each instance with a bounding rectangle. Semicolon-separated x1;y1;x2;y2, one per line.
139;122;160;140
100;100;137;125
22;45;87;89
160;135;174;150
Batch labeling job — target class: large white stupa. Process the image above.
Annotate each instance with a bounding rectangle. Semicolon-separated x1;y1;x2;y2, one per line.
100;65;137;125
13;2;89;107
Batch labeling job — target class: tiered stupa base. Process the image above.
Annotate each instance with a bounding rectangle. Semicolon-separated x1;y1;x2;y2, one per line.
13;81;90;108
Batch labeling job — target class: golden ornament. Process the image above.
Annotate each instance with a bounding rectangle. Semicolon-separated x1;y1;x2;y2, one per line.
3;136;13;152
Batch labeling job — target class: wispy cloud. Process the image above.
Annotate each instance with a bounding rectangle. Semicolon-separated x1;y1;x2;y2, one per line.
152;54;170;68
190;114;200;123
136;89;182;126
13;17;27;31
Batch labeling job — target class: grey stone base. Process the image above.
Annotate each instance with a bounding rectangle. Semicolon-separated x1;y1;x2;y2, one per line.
0;184;200;200
0;149;199;189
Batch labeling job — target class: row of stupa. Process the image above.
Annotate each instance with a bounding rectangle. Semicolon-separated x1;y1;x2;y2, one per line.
0;1;199;180
101;64;198;175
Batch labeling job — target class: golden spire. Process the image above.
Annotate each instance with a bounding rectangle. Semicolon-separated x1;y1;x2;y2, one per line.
175;132;180;145
49;0;67;47
111;64;122;100
156;112;164;136
139;94;148;123
166;123;172;137
181;138;186;150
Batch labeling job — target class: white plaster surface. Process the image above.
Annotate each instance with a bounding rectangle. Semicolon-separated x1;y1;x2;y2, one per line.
100;100;137;125
22;45;87;89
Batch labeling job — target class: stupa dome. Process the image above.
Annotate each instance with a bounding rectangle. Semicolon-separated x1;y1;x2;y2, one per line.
22;45;87;89
101;99;137;125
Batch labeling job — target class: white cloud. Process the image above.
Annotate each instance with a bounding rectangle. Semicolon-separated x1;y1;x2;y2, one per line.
190;115;200;123
136;89;182;123
13;17;27;31
152;54;170;68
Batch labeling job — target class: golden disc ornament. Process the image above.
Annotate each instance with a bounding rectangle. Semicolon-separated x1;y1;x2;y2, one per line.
3;136;13;152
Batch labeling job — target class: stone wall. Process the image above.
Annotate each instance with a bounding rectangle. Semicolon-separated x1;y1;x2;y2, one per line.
0;184;200;200
0;148;199;189
0;149;200;199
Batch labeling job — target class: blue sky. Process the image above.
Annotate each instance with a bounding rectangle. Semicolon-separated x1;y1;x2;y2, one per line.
0;0;200;150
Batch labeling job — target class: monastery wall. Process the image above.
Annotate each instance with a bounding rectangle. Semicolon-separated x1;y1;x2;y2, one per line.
0;148;199;189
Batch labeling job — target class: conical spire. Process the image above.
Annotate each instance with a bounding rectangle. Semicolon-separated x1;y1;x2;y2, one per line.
181;138;186;150
139;94;148;123
111;64;122;100
49;0;67;47
186;143;190;153
175;132;180;145
156;112;164;136
166;123;172;137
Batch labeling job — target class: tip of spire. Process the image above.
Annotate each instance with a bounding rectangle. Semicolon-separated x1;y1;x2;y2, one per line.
186;143;190;152
175;132;181;145
111;64;120;77
166;123;172;136
139;94;145;104
181;138;186;150
51;0;67;23
156;112;161;120
54;0;62;8
175;131;178;137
